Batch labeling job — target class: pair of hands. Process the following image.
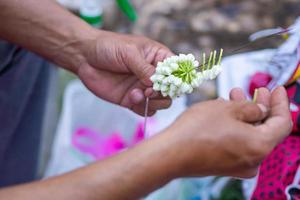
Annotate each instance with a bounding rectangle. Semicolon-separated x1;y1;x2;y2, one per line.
76;30;292;178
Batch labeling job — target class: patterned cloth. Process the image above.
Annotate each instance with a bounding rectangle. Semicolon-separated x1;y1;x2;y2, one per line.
251;78;300;200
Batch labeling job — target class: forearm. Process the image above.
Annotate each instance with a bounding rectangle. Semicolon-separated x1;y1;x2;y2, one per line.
0;0;97;73
0;131;179;200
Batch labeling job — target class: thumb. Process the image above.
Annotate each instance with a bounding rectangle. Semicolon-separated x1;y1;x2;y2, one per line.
234;102;269;123
127;53;155;86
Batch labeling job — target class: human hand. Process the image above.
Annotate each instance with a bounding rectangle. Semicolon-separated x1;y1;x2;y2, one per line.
76;31;174;116
162;87;292;178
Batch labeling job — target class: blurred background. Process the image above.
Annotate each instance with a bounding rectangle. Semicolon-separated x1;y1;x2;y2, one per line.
43;1;299;200
58;0;300;102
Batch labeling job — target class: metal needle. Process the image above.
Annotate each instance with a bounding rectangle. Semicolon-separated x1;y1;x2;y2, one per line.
143;97;149;135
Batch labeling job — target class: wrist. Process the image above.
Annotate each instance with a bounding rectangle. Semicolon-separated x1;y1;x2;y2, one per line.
162;125;214;178
79;130;181;199
54;24;100;74
145;129;184;180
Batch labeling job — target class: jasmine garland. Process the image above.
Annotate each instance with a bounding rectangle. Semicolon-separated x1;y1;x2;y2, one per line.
150;49;223;98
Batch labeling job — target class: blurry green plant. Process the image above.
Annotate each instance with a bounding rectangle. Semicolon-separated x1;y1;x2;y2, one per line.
210;179;244;200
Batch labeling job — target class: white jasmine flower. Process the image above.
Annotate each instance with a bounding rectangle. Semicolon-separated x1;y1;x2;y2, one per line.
179;54;187;61
169;84;178;92
160;84;169;92
187;53;195;61
211;65;222;77
193;60;199;67
191;78;200;88
153;82;161;91
171;77;180;86
170;63;179;71
179;83;191;94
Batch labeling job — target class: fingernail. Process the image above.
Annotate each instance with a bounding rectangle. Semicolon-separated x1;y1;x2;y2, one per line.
277;86;287;93
257;103;268;113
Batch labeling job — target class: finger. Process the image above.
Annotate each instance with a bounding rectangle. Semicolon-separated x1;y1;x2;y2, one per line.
234;102;268;123
145;88;170;100
133;98;171;115
129;88;145;104
148;99;172;111
254;87;271;108
231;167;259;179
216;97;226;101
144;88;154;97
127;54;155;87
230;88;247;101
257;86;292;143
131;104;156;116
152;47;175;66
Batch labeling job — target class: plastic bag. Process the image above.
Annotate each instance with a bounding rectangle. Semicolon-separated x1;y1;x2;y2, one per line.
45;80;187;176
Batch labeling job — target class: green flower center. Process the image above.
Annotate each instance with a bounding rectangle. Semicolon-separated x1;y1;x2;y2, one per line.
172;60;196;84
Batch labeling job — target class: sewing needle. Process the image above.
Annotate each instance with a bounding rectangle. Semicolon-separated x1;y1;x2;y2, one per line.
144;97;149;135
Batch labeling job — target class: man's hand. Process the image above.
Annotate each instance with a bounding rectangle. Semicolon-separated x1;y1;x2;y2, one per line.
77;31;174;116
0;0;173;116
162;86;292;178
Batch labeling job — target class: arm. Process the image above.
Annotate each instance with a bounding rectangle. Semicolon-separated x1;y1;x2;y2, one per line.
0;132;179;200
0;0;94;73
0;0;173;115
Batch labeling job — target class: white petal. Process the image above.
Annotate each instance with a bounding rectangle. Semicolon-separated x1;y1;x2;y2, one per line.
191;78;200;88
187;53;195;61
187;85;193;94
170;63;179;70
156;67;164;74
153;82;161;91
150;75;156;82
162;67;172;75
173;77;182;86
193;60;199;67
202;70;210;80
157;62;164;68
161;91;168;97
212;65;222;76
169;84;177;91
171;56;179;63
179;83;190;93
160;84;169;92
168;75;176;83
157;74;165;81
168;90;176;98
179;54;187;61
196;73;204;85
